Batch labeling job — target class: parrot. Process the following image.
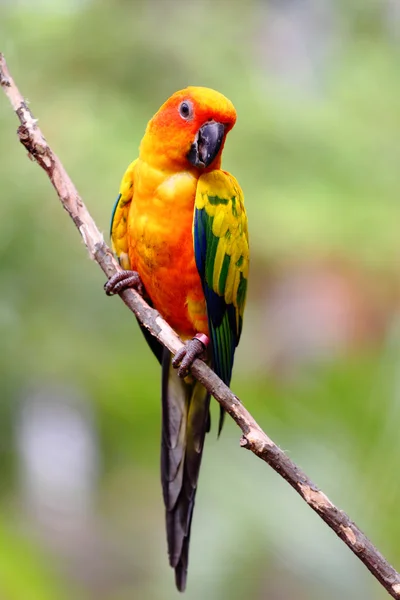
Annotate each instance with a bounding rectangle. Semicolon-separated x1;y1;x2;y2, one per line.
104;86;249;591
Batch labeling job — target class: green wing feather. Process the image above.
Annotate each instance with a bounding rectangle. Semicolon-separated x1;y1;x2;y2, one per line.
193;170;249;391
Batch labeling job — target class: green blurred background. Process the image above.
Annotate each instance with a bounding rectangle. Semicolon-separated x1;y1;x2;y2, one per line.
1;0;400;598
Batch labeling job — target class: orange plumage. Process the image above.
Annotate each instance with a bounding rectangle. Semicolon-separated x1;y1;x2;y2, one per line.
128;161;207;337
116;87;236;337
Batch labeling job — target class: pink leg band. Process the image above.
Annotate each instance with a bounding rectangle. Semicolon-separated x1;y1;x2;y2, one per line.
193;333;210;348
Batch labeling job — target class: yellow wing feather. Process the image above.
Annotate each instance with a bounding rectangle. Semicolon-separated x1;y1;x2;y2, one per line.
110;159;137;269
195;170;249;338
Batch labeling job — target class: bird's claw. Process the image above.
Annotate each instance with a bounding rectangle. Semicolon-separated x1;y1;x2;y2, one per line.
172;334;209;378
104;270;144;296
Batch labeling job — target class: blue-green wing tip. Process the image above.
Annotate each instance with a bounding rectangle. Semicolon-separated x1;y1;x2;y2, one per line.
110;193;122;238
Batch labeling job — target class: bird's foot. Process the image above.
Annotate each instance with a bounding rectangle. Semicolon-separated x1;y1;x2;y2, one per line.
104;270;144;296
172;333;210;378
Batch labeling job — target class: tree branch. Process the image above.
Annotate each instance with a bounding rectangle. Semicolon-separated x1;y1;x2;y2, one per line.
1;52;399;598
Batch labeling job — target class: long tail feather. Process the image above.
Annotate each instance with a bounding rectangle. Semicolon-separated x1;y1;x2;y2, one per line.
161;348;210;591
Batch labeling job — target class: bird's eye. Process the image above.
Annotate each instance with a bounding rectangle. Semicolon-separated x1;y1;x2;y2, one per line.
179;101;193;120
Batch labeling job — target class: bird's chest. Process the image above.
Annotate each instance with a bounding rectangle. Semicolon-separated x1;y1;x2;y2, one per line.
127;169;205;335
129;170;197;271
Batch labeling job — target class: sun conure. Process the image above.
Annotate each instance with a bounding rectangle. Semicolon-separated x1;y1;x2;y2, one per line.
105;87;249;592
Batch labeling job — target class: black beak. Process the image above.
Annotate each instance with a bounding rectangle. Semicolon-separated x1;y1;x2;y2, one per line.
187;121;225;168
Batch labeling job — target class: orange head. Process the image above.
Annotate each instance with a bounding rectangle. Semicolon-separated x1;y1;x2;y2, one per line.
139;87;237;171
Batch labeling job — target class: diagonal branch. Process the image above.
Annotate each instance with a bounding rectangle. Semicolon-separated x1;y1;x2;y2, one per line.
1;52;399;598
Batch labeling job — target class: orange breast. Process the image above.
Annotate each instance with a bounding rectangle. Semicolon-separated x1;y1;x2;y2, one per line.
128;161;208;339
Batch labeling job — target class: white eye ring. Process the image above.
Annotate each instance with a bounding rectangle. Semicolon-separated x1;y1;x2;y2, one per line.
178;100;193;121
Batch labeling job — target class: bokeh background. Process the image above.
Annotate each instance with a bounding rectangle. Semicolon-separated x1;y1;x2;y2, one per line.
1;1;400;598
